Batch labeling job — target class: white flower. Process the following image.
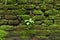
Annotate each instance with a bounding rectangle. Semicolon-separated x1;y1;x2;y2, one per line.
25;18;34;26
26;22;30;25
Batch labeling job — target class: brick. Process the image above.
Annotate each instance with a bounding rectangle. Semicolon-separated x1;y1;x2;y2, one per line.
54;20;60;25
20;15;30;20
43;20;53;26
33;15;45;21
17;0;28;3
54;4;60;10
3;5;19;10
47;24;60;30
5;15;17;20
33;25;47;30
33;10;43;15
7;0;16;4
8;20;19;25
16;9;26;15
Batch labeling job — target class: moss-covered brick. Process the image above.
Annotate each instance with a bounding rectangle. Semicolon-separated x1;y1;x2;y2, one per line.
45;4;53;10
52;14;60;20
25;4;35;10
16;25;27;31
54;4;60;10
7;0;16;4
8;20;19;25
18;5;25;9
20;15;30;20
33;25;47;30
54;0;60;4
47;14;60;20
33;10;43;15
3;5;19;10
16;8;26;15
47;24;60;30
5;15;17;20
17;0;28;3
45;9;59;15
0;5;4;9
48;15;56;19
54;20;60;25
0;0;5;4
0;25;13;30
44;0;53;3
0;20;4;25
43;20;53;26
39;4;53;10
34;30;51;36
0;10;4;15
4;10;16;15
35;21;44;25
33;15;45;21
48;30;60;36
36;36;48;39
28;0;42;3
0;19;8;25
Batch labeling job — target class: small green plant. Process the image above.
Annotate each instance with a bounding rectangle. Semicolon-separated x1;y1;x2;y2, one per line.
25;18;34;29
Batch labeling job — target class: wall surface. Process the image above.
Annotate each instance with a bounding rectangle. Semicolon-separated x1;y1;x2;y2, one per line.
0;0;60;40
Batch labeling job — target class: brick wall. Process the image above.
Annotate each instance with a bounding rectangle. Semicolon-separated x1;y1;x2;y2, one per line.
0;0;60;40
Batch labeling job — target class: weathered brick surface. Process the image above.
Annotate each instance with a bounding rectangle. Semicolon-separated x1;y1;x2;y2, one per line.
0;0;60;40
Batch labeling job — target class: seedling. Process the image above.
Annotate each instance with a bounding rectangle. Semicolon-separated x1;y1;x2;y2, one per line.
25;18;34;30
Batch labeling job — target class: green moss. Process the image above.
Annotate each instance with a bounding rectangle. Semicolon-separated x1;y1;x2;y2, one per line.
18;0;28;3
0;0;5;4
20;15;30;20
55;20;60;25
7;0;16;4
8;20;19;25
0;10;4;15
0;20;4;25
0;30;8;37
35;21;43;25
36;36;47;39
3;5;18;10
33;15;45;21
44;0;53;3
45;9;59;15
17;8;26;15
0;38;5;40
0;25;13;30
54;0;60;4
33;10;43;15
25;4;35;9
44;20;53;26
0;19;8;25
54;4;60;10
30;0;41;3
48;15;56;19
47;24;60;30
5;15;17;20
